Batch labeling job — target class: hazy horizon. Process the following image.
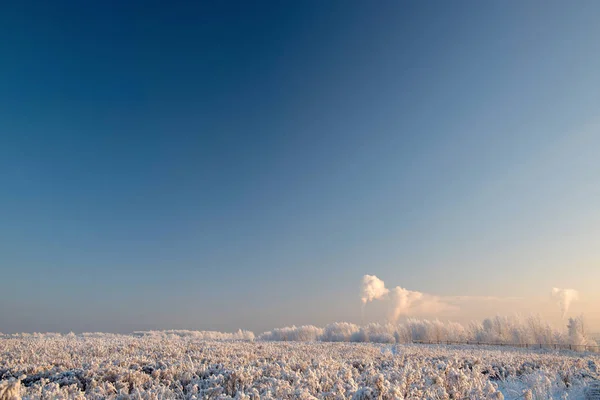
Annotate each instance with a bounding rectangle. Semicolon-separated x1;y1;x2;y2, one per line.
0;273;596;335
1;1;599;334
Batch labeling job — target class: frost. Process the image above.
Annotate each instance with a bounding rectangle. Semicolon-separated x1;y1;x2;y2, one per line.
1;333;599;399
0;379;21;400
259;316;597;350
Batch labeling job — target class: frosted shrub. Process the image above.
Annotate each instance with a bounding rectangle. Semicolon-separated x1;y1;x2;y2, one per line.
257;315;599;350
258;325;323;342
134;329;255;341
321;323;360;342
351;324;396;344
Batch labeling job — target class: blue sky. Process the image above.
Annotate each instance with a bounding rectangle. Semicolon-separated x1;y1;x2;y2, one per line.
1;1;599;333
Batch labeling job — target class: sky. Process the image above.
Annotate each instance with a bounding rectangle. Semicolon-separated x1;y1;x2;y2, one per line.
1;1;599;334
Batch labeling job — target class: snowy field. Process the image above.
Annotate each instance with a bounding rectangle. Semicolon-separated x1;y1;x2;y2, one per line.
1;334;599;399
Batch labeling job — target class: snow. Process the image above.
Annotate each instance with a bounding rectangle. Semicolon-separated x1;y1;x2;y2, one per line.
1;333;599;399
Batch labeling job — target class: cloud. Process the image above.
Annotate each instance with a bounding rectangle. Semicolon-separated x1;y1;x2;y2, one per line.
361;275;389;303
360;275;457;321
389;286;456;321
360;276;584;325
551;288;579;318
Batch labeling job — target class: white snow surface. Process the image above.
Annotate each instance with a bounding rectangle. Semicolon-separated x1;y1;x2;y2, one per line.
1;333;599;399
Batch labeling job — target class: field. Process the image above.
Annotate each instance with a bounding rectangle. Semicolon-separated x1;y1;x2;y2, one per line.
1;333;600;399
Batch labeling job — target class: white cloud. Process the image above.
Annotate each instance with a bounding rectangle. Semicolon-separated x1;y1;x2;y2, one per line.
360;275;389;304
361;275;457;321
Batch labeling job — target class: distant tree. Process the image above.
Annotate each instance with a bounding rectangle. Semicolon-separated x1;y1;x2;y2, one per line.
567;315;597;347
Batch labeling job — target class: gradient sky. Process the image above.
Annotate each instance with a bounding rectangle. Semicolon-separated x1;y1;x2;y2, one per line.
1;1;599;334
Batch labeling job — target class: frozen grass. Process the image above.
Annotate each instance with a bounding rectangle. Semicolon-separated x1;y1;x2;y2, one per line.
1;334;599;399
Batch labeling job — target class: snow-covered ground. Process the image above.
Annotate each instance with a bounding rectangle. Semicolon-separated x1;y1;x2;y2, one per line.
1;334;599;399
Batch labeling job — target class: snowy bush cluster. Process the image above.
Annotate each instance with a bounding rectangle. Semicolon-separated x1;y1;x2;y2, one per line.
2;330;256;342
1;333;599;399
132;330;256;341
259;316;598;350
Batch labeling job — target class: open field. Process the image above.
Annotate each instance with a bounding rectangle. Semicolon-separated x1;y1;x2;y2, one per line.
1;334;599;399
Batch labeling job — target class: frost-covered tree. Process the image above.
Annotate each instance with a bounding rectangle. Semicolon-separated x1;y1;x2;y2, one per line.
567;315;597;348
